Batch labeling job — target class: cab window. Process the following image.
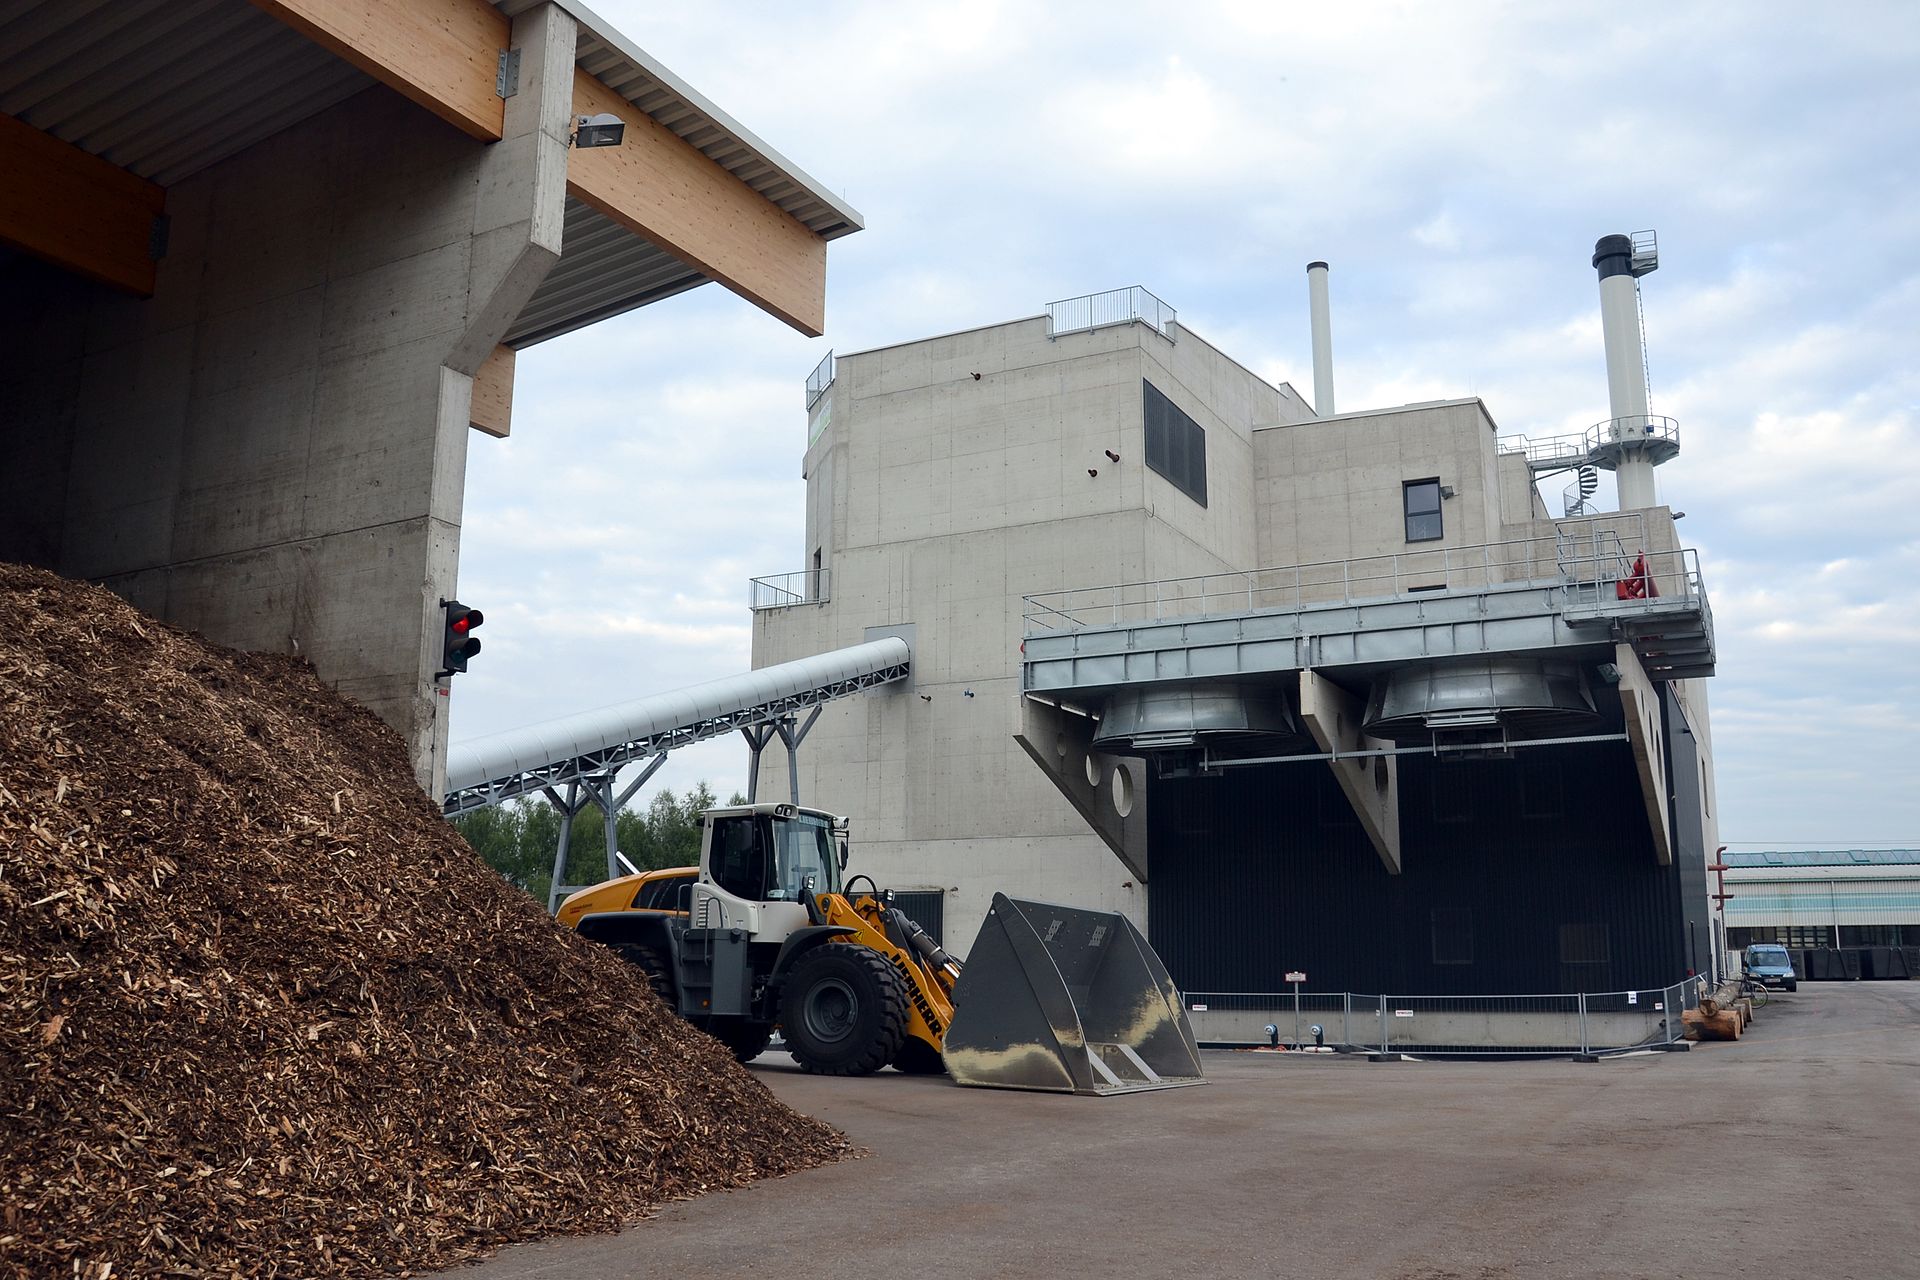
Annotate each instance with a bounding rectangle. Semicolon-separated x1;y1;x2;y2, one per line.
708;816;769;899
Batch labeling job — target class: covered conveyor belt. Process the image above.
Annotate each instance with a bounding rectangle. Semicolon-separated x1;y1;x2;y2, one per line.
443;637;909;816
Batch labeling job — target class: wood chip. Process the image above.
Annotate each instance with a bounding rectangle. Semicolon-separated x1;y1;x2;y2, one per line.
0;561;849;1279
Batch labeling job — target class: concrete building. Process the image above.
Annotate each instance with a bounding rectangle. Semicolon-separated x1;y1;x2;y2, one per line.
753;256;1722;997
0;0;860;796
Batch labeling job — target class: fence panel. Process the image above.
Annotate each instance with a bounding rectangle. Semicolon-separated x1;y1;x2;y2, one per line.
1184;985;1695;1056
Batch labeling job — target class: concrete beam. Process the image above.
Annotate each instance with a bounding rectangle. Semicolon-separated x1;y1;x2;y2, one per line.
248;0;509;141
566;69;829;337
469;344;516;437
1013;698;1149;883
1616;642;1673;865
0;113;165;296
448;1;573;377
1298;670;1402;875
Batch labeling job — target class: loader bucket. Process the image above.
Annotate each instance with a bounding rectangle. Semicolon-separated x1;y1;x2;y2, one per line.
942;894;1205;1096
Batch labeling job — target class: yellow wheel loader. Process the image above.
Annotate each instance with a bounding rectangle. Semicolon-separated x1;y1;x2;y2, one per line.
555;802;1204;1094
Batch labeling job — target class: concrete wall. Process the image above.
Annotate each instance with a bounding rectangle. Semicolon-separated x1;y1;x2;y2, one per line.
0;6;572;793
753;305;1718;988
755;317;1303;945
1252;398;1511;572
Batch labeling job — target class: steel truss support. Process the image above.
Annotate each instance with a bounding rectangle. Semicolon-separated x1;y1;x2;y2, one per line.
442;648;908;817
541;754;668;913
741;706;822;804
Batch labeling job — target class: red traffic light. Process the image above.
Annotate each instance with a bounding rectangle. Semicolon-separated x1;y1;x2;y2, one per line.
439;600;484;677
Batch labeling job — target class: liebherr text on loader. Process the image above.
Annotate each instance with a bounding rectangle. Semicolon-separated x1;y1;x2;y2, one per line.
556;802;1204;1095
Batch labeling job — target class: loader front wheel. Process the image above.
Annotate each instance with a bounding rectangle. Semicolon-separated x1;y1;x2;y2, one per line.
780;945;909;1076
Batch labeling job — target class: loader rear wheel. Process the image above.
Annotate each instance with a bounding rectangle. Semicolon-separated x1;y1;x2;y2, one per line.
780;945;909;1076
891;1037;947;1075
611;943;675;1008
713;1019;775;1063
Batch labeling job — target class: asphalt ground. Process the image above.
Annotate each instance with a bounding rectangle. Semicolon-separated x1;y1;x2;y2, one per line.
462;982;1920;1279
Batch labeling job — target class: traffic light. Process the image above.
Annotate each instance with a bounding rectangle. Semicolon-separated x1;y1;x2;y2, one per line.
440;599;484;677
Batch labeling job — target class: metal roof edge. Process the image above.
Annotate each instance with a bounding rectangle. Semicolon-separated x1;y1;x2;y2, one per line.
836;314;1052;362
507;0;864;237
1723;849;1920;867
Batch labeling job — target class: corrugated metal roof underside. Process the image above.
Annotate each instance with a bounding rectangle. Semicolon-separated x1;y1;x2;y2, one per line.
504;198;709;347
1;0;853;342
495;0;862;240
0;0;371;185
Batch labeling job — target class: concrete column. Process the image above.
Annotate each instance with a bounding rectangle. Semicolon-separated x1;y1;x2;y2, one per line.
0;4;580;800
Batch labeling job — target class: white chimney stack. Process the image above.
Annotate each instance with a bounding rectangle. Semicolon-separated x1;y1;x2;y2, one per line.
1307;260;1335;417
1593;234;1658;510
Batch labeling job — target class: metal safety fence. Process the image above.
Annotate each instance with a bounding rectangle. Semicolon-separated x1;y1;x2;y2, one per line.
1045;285;1177;341
1183;982;1702;1057
804;349;834;410
1022;515;1707;635
749;569;830;611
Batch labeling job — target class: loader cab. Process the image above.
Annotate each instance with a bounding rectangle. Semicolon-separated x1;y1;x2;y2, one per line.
694;804;846;943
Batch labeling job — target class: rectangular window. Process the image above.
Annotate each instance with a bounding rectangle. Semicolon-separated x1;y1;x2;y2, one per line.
1143;380;1208;506
1432;908;1474;966
1558;922;1611;966
1404;478;1443;542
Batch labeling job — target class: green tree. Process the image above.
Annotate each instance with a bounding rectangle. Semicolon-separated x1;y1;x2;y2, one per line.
451;800;558;906
452;781;745;907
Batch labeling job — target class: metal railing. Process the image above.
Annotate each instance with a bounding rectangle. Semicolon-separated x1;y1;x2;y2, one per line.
1021;516;1707;636
749;569;830;611
1045;286;1176;341
1498;415;1681;472
1184;981;1703;1056
805;350;834;411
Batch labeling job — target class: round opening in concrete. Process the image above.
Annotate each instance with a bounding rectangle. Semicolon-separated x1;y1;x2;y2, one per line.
1112;764;1135;817
1084;754;1102;787
1055;732;1067;759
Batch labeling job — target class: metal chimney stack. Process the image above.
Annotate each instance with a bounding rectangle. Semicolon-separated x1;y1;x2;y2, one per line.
1307;261;1335;417
1593;234;1658;509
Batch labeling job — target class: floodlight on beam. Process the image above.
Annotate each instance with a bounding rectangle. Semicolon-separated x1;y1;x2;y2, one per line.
571;112;626;148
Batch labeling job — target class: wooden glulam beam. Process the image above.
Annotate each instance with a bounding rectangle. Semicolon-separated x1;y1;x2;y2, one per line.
247;0;506;141
469;344;515;437
0;113;166;296
566;70;828;337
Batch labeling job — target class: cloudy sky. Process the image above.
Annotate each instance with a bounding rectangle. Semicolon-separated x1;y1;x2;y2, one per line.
454;1;1920;851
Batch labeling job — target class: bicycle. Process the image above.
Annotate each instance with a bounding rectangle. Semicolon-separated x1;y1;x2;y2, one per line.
1736;975;1770;1009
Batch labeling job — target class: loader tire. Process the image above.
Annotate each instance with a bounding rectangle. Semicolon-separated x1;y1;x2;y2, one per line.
713;1020;775;1063
891;1037;947;1075
780;944;909;1076
611;943;675;1008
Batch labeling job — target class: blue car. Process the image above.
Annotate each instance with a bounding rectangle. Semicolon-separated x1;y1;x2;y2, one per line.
1743;944;1799;991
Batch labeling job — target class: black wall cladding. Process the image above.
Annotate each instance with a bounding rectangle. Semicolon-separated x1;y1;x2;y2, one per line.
1148;742;1686;995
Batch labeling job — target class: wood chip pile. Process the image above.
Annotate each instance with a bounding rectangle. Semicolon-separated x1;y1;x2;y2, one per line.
0;563;849;1279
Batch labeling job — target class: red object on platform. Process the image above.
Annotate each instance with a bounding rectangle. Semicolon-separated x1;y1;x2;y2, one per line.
1616;553;1658;600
